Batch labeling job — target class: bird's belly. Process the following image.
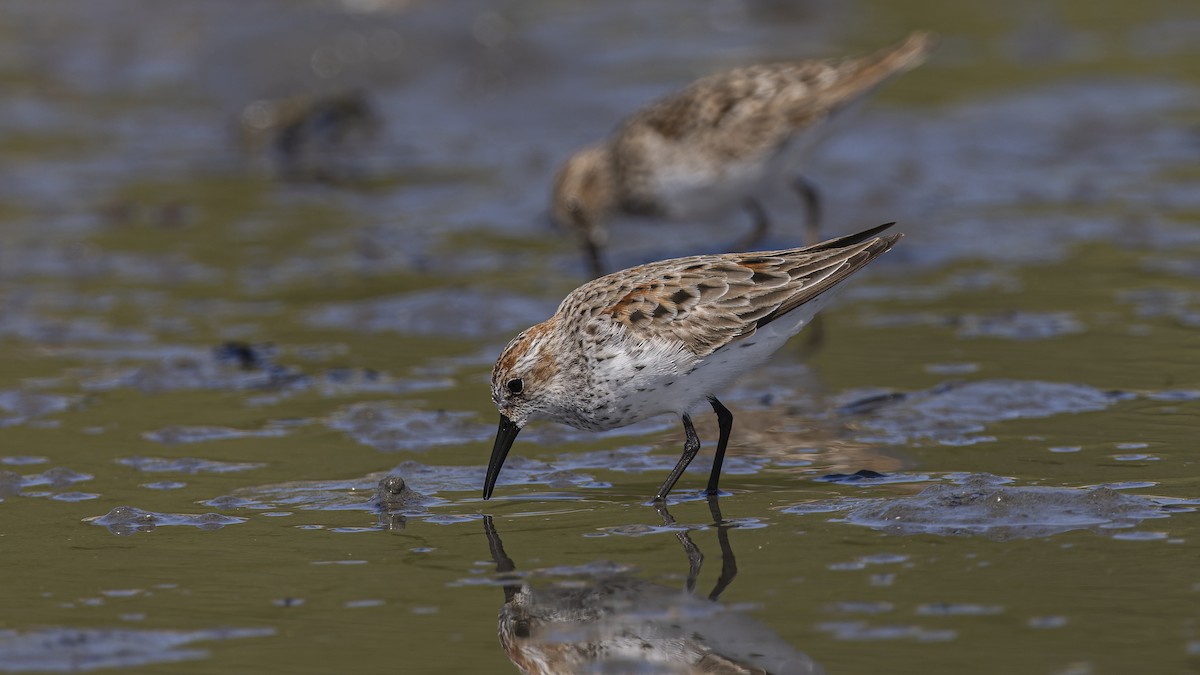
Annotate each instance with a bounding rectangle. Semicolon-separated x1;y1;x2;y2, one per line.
564;293;831;432
680;294;832;406
650;160;769;219
580;369;693;430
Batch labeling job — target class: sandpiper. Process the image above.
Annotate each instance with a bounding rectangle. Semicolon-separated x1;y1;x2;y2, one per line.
552;32;933;277
484;222;901;501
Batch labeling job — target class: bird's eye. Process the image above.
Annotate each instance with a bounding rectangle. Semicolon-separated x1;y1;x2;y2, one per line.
506;378;524;395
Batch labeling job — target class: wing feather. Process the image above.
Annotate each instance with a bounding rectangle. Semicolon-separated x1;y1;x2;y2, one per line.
558;224;900;357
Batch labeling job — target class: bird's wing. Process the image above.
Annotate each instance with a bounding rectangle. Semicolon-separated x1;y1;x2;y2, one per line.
561;224;900;357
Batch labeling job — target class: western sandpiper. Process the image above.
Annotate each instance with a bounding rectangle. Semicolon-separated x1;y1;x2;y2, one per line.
484;222;901;502
552;32;933;277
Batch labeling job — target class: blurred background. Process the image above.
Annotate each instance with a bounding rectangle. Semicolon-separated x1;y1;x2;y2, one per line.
1;0;1199;673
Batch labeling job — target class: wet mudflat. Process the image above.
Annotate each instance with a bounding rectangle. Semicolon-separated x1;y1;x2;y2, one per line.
2;1;1200;673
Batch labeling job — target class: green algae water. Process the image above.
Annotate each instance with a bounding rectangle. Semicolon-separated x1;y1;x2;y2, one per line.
1;1;1200;673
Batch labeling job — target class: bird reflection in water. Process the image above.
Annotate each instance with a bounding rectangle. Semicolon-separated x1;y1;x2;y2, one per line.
484;499;824;674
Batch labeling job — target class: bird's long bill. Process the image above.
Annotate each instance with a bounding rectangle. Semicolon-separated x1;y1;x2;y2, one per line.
483;414;521;500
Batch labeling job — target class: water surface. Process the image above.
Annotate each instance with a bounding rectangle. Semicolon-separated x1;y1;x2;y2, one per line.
1;1;1199;673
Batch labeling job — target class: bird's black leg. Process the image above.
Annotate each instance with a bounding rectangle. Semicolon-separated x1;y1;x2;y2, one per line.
736;198;771;250
705;397;733;496
655;413;701;502
706;495;738;601
582;237;606;279
792;176;822;246
791;176;826;355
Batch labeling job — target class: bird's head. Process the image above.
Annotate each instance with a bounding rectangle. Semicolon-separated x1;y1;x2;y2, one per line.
485;319;563;499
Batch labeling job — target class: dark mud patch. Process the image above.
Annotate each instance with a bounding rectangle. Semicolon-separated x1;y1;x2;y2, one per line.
551;445;769;477
204;474;434;514
816;81;1200;268
305;289;556;338
1;467;94;501
815;621;956;642
142;425;289;445
862;311;1085;340
0;246;221;285
116;456;265;474
80;348;305;393
326;403;493;452
85;506;246;535
206;459;608;517
1118;287;1200;328
837;380;1127;446
0;626;273;672
785;474;1188;540
73;345;449;400
847;270;1021;303
0;390;78;427
327;402;680;453
815;470;933;485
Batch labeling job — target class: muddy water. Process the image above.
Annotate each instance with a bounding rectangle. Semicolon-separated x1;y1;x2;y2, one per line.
2;1;1200;673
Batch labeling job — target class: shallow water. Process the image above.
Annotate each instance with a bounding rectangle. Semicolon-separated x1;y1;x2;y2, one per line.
2;0;1200;673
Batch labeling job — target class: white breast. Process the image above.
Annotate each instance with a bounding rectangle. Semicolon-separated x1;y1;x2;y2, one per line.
583;292;833;428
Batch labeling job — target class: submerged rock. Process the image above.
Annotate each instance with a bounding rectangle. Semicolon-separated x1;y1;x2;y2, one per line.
371;474;430;514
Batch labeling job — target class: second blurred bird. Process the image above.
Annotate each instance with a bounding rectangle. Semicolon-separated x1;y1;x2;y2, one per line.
551;31;935;277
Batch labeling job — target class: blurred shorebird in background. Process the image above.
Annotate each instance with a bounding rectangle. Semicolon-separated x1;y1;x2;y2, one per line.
551;31;934;277
238;88;380;181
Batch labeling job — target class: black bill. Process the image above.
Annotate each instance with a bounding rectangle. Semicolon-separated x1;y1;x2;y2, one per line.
483;414;521;500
